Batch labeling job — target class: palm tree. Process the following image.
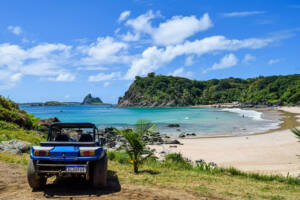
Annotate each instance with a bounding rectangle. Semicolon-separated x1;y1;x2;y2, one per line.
116;119;154;173
291;128;300;159
291;128;300;141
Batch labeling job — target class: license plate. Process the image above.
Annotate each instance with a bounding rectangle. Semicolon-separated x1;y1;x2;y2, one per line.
66;166;86;173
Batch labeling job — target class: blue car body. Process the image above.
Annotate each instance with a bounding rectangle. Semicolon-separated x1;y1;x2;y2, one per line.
30;144;104;162
29;122;106;177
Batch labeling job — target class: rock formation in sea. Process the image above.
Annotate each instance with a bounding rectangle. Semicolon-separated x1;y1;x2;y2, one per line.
82;93;103;105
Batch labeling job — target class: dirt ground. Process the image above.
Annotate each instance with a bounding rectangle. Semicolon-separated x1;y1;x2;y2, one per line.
0;161;216;200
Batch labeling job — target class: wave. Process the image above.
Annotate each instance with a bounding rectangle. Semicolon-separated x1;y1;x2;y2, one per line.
220;108;263;121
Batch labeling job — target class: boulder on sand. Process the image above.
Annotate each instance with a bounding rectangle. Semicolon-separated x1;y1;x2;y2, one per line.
164;139;181;145
168;124;180;128
0;140;31;154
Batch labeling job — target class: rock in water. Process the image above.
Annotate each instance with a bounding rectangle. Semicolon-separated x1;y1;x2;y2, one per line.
82;93;103;105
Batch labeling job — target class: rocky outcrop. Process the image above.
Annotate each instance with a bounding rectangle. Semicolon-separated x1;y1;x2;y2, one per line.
82;94;103;105
0;140;31;154
117;88;177;108
38;117;60;132
99;127;181;149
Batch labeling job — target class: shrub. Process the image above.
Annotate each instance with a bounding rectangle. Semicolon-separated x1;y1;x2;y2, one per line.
107;151;130;164
164;153;193;170
116;119;155;173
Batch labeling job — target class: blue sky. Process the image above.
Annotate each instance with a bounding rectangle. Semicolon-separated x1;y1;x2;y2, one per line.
0;0;299;103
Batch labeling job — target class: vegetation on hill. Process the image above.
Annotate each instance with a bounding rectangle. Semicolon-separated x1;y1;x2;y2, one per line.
0;96;39;130
82;93;103;105
44;101;65;106
118;73;300;107
0;96;43;144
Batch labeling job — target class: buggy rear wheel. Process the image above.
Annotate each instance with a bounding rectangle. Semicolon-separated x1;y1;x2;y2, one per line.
27;159;46;190
93;153;107;188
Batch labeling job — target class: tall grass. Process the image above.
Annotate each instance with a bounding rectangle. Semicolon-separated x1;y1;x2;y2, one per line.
108;151;300;185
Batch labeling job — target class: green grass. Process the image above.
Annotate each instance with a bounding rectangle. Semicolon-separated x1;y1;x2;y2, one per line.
0;121;43;144
107;151;300;199
0;152;29;165
1;151;299;199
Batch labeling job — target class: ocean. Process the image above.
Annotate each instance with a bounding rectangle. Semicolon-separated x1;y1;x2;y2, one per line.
21;105;281;137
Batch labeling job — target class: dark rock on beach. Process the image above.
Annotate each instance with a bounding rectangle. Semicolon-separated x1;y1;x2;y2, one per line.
186;133;196;136
168;124;180;128
164;139;181;145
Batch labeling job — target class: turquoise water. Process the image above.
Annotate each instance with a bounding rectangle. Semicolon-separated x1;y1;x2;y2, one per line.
21;105;280;137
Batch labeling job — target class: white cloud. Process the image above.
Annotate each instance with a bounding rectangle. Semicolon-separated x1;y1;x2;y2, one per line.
79;36;129;65
209;53;238;70
243;53;256;64
126;10;158;34
0;42;74;88
152;13;213;45
185;56;194;66
118;10;131;22
125;11;212;46
103;81;110;87
125;35;275;79
8;26;22;35
170;67;194;78
120;32;140;42
55;73;75;82
76;66;108;71
268;59;280;65
88;72;121;82
223;11;266;17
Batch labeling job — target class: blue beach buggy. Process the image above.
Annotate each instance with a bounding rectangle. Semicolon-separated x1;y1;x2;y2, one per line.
27;122;107;189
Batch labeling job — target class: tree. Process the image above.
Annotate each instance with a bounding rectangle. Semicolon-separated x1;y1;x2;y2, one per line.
291;128;300;159
291;128;300;141
116;119;155;173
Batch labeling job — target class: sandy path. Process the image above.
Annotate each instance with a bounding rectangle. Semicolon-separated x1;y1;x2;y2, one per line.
0;161;207;200
152;107;300;176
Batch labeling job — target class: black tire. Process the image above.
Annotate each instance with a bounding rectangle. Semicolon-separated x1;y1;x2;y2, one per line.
93;153;107;188
27;159;46;190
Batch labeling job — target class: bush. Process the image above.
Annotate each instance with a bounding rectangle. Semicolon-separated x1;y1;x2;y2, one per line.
164;153;193;169
0;96;40;130
107;151;130;164
0;121;20;130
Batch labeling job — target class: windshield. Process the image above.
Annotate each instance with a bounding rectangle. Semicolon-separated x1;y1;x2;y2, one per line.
48;127;95;142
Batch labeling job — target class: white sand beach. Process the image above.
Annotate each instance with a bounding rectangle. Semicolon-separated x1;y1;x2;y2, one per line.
152;106;300;176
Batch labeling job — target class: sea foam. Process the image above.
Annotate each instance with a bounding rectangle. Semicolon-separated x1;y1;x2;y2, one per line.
221;108;263;121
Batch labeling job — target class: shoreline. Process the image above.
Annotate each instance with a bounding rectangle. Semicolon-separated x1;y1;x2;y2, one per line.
151;106;300;176
178;107;300;140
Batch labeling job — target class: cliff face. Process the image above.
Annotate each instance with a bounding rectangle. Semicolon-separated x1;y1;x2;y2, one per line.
117;85;176;108
117;73;300;108
82;94;103;105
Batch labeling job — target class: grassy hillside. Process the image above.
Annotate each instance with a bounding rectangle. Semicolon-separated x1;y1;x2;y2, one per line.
0;96;43;144
118;73;300;107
